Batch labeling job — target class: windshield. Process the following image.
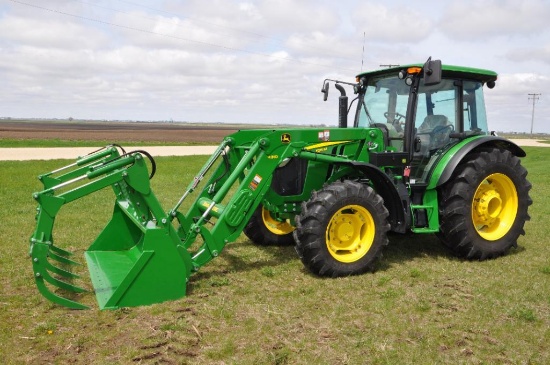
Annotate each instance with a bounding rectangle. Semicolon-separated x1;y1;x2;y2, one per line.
356;75;409;128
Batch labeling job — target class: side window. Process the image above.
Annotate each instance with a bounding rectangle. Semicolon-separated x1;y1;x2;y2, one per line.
463;81;488;133
415;79;459;132
415;93;428;129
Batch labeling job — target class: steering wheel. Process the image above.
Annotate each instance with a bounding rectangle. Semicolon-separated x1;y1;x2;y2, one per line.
429;124;454;146
384;111;406;123
384;112;406;132
430;124;453;134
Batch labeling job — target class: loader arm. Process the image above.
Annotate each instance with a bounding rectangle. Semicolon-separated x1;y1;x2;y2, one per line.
173;127;384;270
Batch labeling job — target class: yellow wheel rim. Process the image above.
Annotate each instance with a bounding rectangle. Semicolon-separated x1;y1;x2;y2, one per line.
262;207;295;235
472;173;518;241
325;204;375;263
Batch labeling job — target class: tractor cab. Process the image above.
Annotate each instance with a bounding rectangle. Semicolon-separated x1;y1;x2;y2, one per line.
354;61;497;184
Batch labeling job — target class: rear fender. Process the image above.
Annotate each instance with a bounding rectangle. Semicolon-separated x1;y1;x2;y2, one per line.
429;136;526;189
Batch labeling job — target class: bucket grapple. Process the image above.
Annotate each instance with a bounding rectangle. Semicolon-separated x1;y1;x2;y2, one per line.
30;145;192;309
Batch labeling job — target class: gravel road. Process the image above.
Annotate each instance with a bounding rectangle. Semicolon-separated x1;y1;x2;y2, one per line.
0;139;547;161
0;145;218;161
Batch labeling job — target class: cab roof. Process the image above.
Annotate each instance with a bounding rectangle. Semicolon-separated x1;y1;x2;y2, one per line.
357;63;498;84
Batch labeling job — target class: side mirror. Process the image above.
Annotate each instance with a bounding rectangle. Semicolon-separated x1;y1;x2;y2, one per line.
322;82;330;101
423;59;442;86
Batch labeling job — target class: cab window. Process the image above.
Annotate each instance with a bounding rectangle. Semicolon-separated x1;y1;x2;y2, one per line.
463;81;488;133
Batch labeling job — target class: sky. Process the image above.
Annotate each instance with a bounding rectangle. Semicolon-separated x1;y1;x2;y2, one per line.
1;0;549;133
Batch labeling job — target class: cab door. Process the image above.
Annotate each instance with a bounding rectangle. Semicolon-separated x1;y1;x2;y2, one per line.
408;79;460;184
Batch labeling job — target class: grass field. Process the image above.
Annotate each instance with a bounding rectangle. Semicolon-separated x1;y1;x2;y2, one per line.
0;147;548;364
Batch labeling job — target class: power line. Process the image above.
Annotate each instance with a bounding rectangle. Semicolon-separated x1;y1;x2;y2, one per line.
112;0;284;42
528;93;541;136
77;0;281;44
107;0;360;64
8;0;356;72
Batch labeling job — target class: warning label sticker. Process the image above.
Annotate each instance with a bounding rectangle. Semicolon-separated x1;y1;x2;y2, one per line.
249;174;262;191
318;130;330;141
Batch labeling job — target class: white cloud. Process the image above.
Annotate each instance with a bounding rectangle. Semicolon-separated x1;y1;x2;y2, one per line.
485;73;548;133
257;0;340;35
440;0;550;40
0;14;107;49
505;44;550;65
352;2;433;43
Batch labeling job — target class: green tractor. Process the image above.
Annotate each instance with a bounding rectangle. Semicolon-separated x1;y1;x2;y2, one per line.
30;58;532;309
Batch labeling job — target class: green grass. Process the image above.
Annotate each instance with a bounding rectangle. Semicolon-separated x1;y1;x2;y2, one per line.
0;148;549;364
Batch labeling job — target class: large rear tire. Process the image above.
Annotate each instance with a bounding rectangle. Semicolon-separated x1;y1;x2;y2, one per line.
243;205;296;246
438;147;532;260
294;181;390;277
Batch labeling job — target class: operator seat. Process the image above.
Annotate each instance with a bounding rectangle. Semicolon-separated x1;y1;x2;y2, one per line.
416;114;452;156
418;114;450;132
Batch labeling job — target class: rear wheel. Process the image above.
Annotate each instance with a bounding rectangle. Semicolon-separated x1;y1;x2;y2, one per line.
294;181;390;277
243;205;295;246
438;148;532;259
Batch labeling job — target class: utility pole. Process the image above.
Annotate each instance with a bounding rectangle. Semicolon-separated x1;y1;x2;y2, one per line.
528;93;541;136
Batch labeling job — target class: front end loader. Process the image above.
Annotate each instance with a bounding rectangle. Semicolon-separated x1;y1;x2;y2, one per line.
30;58;531;309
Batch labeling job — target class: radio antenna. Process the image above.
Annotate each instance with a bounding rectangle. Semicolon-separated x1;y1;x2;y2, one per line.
361;32;366;72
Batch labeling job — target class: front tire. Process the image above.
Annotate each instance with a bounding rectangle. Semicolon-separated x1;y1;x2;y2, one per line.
243;205;296;246
438;147;532;260
294;181;390;277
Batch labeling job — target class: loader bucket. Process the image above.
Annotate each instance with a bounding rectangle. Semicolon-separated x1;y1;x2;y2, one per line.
83;204;191;309
30;147;192;309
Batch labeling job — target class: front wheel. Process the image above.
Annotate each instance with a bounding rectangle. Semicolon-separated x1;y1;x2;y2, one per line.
438;148;532;259
243;205;296;246
294;181;390;277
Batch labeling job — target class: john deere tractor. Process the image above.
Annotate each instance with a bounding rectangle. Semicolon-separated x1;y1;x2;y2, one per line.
30;58;531;309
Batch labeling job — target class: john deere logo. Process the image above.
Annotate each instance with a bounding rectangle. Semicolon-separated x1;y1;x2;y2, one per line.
281;133;291;143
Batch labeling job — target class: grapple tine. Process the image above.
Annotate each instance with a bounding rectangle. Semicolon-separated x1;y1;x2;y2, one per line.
49;245;73;257
31;243;86;293
40;270;87;293
45;260;81;279
34;276;89;310
48;251;81;266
